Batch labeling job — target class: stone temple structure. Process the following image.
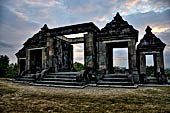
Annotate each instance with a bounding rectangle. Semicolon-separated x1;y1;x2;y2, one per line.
15;13;168;87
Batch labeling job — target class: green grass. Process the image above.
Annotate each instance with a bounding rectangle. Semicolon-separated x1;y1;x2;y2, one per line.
0;79;170;113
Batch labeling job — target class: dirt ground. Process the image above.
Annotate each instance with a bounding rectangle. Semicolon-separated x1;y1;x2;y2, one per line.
0;78;170;113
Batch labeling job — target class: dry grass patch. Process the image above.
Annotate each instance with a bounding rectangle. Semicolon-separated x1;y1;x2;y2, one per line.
0;79;170;113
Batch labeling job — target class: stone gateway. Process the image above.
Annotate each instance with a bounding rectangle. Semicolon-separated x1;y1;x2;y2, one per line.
15;13;168;87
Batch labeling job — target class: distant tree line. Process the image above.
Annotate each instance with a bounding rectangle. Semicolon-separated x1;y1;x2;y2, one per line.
146;66;170;78
0;55;17;78
112;65;170;78
1;55;170;78
146;66;154;77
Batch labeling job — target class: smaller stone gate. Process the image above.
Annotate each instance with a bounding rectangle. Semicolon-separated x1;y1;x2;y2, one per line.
137;26;167;84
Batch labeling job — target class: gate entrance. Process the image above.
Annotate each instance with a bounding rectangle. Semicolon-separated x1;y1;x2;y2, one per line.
113;48;128;69
146;55;155;77
106;41;130;73
30;49;42;73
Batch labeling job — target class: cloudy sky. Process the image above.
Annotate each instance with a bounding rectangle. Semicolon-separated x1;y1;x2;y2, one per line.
0;0;170;68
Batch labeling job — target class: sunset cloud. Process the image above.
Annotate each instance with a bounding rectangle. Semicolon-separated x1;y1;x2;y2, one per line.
0;0;170;68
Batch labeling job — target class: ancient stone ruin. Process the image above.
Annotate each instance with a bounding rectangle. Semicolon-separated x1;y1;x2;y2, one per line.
15;13;168;87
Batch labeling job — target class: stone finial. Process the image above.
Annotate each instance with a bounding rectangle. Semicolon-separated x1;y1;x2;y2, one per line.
114;12;123;21
41;24;48;31
145;26;152;33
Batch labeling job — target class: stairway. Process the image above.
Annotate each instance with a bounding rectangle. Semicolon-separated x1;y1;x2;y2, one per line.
35;72;86;88
97;73;137;88
15;74;35;82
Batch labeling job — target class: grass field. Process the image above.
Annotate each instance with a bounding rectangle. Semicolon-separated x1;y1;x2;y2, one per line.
0;78;170;113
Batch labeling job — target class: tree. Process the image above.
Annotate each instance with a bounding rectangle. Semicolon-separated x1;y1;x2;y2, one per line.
73;62;84;71
113;66;120;70
6;63;17;78
146;66;154;77
165;69;170;78
0;55;9;77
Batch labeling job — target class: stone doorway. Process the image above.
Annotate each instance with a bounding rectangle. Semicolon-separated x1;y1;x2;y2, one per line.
106;41;130;73
19;58;26;74
137;26;167;83
113;48;128;69
145;54;155;77
30;49;42;73
72;43;84;64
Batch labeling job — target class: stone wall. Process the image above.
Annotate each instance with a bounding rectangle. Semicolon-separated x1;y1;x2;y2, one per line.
52;38;73;72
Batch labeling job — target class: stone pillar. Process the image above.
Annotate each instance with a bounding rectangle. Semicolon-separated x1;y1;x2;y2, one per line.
26;49;30;70
155;51;166;83
42;47;46;69
155;51;165;74
128;39;139;83
153;53;158;77
155;53;161;74
17;58;20;74
139;52;147;83
98;41;107;70
46;34;54;71
84;32;97;72
106;44;113;73
160;51;165;74
128;41;132;71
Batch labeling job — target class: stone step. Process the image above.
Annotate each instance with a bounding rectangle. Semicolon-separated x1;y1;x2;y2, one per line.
147;77;158;83
36;81;84;86
35;72;84;86
97;82;134;86
104;74;128;78
46;72;79;78
29;83;86;88
48;72;80;75
97;81;134;86
24;74;35;77
102;78;130;82
42;78;76;82
106;73;127;75
16;77;35;82
96;84;138;89
45;75;76;78
21;75;35;78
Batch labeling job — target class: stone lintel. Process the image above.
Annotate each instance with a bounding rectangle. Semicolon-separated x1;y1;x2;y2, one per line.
56;36;84;44
28;47;46;50
103;39;131;43
141;51;160;54
18;58;26;59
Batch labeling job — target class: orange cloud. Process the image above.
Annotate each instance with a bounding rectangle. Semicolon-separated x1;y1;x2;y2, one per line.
152;26;169;33
125;0;148;9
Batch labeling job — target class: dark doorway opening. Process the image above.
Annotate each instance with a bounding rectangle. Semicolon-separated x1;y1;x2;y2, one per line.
30;49;42;73
19;59;26;73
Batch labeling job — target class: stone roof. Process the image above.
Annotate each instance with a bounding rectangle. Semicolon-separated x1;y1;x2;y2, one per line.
15;46;26;58
137;26;166;50
48;22;100;36
100;12;138;41
23;26;48;46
